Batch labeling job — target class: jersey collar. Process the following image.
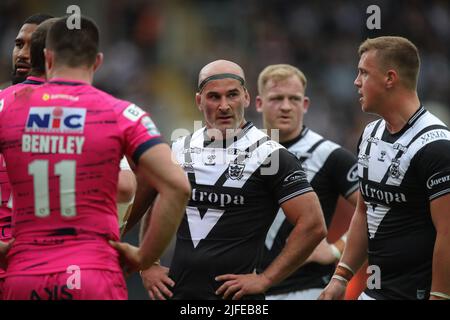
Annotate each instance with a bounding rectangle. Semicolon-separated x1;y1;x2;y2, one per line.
281;126;309;149
203;121;254;148
48;78;88;86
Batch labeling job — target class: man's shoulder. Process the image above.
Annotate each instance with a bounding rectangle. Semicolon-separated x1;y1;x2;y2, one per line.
288;128;342;155
78;85;132;110
416;109;449;132
0;83;40;112
358;118;384;144
364;118;384;132
0;83;27;98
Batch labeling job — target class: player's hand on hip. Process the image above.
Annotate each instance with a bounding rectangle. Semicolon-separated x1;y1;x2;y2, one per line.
215;273;271;300
140;264;174;300
0;238;14;270
109;240;140;277
318;278;347;300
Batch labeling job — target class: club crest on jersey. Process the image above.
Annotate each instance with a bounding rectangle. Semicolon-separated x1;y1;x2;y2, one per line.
416;289;426;300
227;163;245;180
389;159;401;179
26;107;86;133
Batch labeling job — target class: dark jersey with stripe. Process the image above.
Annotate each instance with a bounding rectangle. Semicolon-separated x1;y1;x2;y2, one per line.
259;127;358;295
169;122;313;299
358;106;450;300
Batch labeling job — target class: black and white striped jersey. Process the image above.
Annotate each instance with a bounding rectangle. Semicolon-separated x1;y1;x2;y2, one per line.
169;122;313;299
259;127;358;295
358;106;450;300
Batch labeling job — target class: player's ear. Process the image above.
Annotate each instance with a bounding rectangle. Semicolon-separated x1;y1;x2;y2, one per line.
195;92;202;111
243;87;250;109
303;96;310;114
255;95;263;113
44;48;53;74
386;69;398;89
93;52;103;72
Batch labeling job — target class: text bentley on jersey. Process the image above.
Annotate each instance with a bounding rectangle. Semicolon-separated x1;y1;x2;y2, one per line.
22;106;86;154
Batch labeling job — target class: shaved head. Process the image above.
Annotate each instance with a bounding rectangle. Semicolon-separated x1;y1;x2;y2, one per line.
198;60;245;87
195;59;250;138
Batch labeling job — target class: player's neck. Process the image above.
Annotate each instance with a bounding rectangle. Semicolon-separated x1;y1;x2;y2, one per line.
383;90;420;134
48;66;94;85
28;70;45;79
277;126;303;144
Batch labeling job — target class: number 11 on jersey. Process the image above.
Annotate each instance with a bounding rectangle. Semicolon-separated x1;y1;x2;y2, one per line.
28;160;77;218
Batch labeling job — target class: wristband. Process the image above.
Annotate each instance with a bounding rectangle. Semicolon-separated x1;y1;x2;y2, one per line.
338;262;355;275
332;275;349;285
330;244;342;260
335;263;354;282
430;291;450;300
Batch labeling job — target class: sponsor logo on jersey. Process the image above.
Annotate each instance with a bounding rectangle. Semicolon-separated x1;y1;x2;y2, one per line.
140;115;160;136
123;104;145;122
377;150;386;162
42;93;79;101
367;136;379;145
358;154;370;168
183;147;202;154
25;107;86;133
393;143;407;152
347;164;359;182
361;182;407;204
0;99;4;112
426;171;450;190
283;170;307;187
191;188;244;207
204;154;216;166
181;162;194;173
420;130;448;145
226;163;245;180
227;148;253;159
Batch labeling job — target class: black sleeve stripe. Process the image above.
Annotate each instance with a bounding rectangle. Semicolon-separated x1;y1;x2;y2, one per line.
278;187;314;205
132;137;165;164
429;188;450;201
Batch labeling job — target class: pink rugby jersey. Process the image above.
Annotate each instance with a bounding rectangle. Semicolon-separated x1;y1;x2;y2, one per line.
0;77;45;277
0;154;13;240
0;78;162;275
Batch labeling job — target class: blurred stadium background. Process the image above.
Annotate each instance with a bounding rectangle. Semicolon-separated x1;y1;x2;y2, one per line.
0;0;448;299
